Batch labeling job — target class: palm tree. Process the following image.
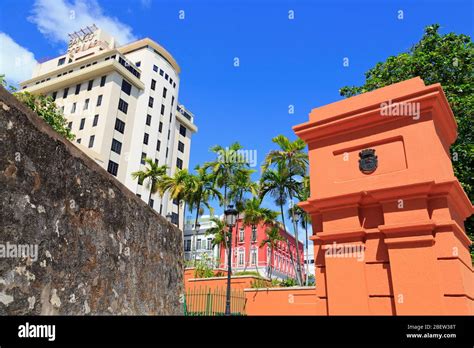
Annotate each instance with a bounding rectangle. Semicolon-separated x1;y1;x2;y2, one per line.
131;158;168;206
187;165;222;263
206;217;229;268
259;165;303;284
158;168;195;230
242;197;279;272
262;135;308;174
262;135;308;285
204;142;247;207
260;226;284;279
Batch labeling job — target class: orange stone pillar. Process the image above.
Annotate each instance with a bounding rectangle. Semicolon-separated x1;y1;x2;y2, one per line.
294;77;473;315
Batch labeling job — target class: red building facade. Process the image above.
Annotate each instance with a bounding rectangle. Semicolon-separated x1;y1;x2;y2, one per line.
217;218;305;280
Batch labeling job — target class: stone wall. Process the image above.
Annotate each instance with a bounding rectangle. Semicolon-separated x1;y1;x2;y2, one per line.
0;87;184;315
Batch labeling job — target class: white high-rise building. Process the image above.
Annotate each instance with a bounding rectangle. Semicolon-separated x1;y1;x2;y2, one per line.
20;25;197;227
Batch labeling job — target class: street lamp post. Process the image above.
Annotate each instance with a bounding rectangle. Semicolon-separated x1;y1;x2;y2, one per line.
224;204;238;316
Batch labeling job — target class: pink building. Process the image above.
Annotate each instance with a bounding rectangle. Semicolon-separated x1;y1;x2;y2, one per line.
217;218;305;280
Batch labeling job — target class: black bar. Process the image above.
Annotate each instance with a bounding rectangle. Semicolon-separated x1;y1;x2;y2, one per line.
0;316;472;346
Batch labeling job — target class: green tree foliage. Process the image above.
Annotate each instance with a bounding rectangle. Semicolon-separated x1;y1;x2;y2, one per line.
1;76;75;141
339;24;473;244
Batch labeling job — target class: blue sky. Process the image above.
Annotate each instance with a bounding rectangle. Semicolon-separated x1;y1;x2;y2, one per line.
0;0;473;239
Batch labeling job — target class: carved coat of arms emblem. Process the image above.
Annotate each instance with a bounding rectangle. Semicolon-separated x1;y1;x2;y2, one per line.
359;149;378;174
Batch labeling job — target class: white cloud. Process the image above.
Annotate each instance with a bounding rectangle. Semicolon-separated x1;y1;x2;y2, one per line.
0;33;37;84
28;0;137;46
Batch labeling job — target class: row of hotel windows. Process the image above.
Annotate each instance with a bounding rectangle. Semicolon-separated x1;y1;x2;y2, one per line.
59;54;141;79
68;113;100;133
51;75;107;102
68;95;103;114
136;61;177;89
144;62;176;90
27;53;133;89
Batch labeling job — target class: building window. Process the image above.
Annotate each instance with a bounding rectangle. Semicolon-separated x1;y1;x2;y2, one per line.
167;129;170;140
162;87;167;98
146;114;152;126
171;212;179;225
207;238;213;250
93;115;99;127
170;78;173;85
121;79;132;95
63;87;69;99
159;69;164;76
87;79;93;91
160;104;165;115
84;98;89;110
88;135;95;148
118;98;128;114
176;158;183;169
179;125;186;137
58;57;65;66
171;96;175;106
251;248;257;265
143;133;149;145
238;249;245;266
77;138;81;144
75;84;81;95
151;79;156;90
141;152;146;164
239;228;244;242
135;61;141;67
68;121;72;130
107;160;119;176
111;139;122;154
196;239;201;250
156;140;161;151
251;227;257;242
166;147;169;158
148;96;154;108
115;118;125;134
184;240;191;252
159;122;163;133
173;82;176;89
97;95;102;106
71;102;76;113
178;141;184;153
51;91;57;101
79;118;85;130
153;65;158;72
149;198;154;208
100;75;107;87
165;73;169;81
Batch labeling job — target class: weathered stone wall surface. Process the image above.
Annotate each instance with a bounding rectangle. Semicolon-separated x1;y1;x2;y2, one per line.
0;87;184;315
